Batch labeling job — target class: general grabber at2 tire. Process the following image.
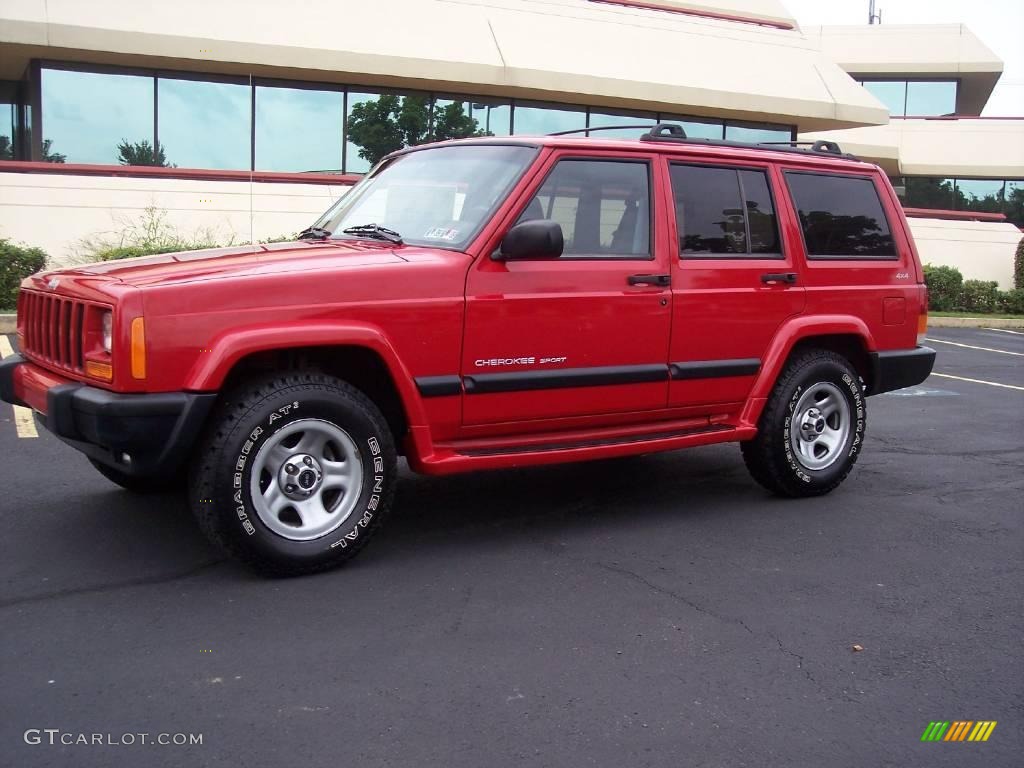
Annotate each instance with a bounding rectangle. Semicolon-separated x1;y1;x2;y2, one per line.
741;350;865;498
188;372;397;576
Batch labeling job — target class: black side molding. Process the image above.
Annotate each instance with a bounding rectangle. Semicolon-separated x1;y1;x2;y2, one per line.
464;364;668;395
670;358;761;380
869;346;936;396
415;376;462;398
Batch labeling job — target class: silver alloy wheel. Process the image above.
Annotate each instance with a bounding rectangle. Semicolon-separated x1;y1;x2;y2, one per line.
789;382;851;472
249;418;364;541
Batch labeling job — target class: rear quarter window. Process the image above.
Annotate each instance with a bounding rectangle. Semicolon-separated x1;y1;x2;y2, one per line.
785;172;897;260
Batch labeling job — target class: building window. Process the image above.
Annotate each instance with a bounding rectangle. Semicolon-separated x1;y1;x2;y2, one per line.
519;159;651;258
0;90;14;160
157;76;251;170
670;164;780;256
859;79;957;117
785;172;896;259
587;109;657;138
463;98;511;137
255;84;343;172
955;179;1005;214
512;103;586;135
41;68;154;164
724;123;792;144
895;176;1022;225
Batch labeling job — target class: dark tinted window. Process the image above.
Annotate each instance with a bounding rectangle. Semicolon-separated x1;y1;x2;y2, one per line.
517;160;650;258
670;165;780;256
786;173;896;259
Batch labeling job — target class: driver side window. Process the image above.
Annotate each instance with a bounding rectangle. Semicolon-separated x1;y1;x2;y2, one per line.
516;159;651;259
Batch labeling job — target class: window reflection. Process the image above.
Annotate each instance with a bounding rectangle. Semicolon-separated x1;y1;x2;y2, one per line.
1006;181;1024;226
467;98;511;136
906;81;957;116
587;110;656;138
786;173;896;258
512;103;585;135
661;117;723;140
862;80;907;116
955;179;1005;214
0;98;13;159
158;77;250;170
255;85;342;171
42;68;153;164
902;177;956;210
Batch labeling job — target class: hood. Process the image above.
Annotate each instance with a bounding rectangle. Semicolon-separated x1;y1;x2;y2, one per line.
54;240;412;288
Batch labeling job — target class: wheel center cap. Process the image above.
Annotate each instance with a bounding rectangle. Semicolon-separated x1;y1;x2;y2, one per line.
279;453;323;499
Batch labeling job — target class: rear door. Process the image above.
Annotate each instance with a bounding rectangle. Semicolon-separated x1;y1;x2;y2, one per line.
666;161;806;409
461;150;673;428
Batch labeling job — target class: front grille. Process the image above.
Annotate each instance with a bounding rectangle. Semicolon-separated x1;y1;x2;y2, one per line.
19;290;87;374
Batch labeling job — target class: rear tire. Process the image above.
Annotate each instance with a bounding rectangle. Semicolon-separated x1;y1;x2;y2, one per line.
188;371;397;577
741;350;865;497
89;458;183;494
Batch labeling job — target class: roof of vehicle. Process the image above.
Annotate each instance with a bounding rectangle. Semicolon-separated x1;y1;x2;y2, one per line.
392;124;882;174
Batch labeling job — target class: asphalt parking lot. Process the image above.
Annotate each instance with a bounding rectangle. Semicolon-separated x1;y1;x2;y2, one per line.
1;328;1021;767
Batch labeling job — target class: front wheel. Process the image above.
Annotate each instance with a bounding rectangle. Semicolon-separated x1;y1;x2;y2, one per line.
741;350;865;497
189;372;397;576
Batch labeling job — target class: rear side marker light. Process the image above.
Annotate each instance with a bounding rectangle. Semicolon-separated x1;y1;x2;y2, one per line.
130;317;146;379
85;360;113;381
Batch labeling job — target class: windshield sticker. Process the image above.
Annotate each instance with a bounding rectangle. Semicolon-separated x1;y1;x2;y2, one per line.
423;227;459;241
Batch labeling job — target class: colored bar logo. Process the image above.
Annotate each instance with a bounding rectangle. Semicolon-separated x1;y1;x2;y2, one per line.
921;721;997;742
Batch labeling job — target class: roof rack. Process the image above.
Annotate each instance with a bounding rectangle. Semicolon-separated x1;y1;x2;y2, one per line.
639;123;861;161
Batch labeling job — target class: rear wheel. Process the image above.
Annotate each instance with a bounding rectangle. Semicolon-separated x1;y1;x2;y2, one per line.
741;350;865;497
189;372;397;576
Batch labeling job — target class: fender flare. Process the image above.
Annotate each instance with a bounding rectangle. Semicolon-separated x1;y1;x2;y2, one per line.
740;315;876;428
183;321;429;428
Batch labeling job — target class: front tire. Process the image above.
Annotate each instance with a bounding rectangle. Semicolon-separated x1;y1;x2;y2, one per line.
189;372;397;576
741;350;865;497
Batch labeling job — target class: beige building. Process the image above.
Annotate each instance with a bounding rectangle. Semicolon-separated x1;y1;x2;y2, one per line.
0;0;1020;284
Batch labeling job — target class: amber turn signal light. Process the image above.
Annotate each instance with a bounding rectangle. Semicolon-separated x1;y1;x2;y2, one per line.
85;360;113;381
130;317;146;379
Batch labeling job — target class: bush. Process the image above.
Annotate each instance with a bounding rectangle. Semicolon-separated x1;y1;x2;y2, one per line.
92;244;204;261
998;288;1024;315
0;238;48;311
1015;237;1023;289
922;264;963;311
957;280;999;313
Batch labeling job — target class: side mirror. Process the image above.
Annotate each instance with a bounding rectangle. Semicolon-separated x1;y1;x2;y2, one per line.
495;220;564;260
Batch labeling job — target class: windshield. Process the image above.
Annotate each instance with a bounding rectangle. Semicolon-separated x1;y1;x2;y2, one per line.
315;144;537;249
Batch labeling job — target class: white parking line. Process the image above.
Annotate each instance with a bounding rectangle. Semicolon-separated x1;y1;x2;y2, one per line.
926;338;1024;357
931;373;1024;392
984;328;1024;336
0;335;38;438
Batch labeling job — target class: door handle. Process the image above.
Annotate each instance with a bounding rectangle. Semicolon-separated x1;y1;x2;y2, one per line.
760;272;797;285
628;274;671;287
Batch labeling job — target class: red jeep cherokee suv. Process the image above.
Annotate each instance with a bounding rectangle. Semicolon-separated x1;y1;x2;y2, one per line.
1;125;935;575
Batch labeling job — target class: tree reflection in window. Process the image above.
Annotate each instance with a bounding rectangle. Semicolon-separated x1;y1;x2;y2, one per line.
786;173;896;258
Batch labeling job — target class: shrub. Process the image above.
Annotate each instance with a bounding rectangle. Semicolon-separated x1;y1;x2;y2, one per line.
922;264;963;311
92;244;205;261
1015;237;1023;289
957;279;999;313
998;288;1024;315
0;238;48;311
77;205;223;262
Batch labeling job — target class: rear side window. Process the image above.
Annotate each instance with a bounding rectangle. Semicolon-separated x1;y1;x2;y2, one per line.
516;159;651;258
785;172;897;259
669;164;780;257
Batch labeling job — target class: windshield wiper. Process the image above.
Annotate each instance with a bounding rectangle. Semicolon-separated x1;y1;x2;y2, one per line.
297;226;333;240
341;224;404;245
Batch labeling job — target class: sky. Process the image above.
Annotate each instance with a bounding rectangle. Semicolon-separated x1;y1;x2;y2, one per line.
782;0;1024;116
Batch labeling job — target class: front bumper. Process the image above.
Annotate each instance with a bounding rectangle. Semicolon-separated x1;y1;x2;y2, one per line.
869;346;937;396
1;353;215;476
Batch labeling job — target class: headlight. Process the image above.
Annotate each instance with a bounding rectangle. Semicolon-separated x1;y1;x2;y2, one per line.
101;311;113;353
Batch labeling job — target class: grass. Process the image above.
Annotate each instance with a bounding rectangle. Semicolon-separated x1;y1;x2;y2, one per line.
930;311;1024;320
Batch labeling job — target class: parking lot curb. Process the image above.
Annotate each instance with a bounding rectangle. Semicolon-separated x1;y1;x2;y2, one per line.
0;314;14;334
929;316;1024;329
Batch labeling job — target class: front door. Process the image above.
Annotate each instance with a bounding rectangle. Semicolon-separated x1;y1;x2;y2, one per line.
666;161;806;409
462;152;672;428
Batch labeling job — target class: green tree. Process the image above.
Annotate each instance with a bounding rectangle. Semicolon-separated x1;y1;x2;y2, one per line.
117;139;171;167
41;138;65;163
0;135;12;160
346;95;487;167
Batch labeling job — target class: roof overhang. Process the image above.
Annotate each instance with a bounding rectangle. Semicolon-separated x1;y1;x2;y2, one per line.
805;24;1004;116
0;0;887;132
